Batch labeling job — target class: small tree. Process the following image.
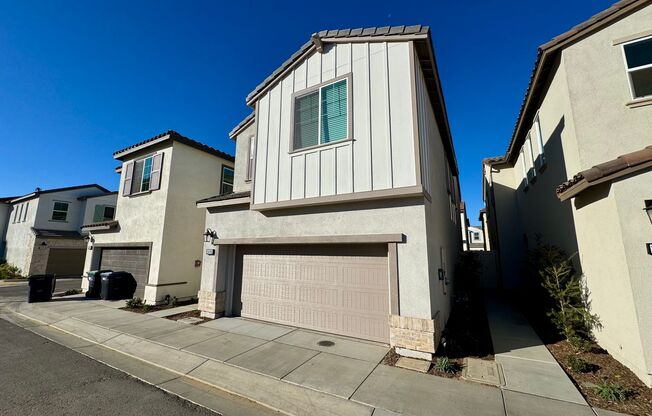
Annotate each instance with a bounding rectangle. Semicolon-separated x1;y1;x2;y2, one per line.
532;244;600;351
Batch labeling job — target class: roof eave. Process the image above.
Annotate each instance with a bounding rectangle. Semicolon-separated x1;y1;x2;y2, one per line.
113;134;173;160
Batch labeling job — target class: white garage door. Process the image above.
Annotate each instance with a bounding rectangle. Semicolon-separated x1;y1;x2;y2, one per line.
235;245;390;343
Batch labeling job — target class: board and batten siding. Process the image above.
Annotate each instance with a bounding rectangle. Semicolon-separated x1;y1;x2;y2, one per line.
252;41;418;205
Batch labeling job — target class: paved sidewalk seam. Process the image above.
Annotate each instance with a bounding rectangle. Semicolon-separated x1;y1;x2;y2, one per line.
347;362;381;400
495;353;560;365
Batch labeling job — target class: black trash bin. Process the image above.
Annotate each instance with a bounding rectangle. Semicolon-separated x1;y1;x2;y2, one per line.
100;271;137;300
86;270;112;298
28;274;56;303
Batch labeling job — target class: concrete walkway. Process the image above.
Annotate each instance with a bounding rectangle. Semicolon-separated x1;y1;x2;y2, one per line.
485;295;622;416
3;297;625;416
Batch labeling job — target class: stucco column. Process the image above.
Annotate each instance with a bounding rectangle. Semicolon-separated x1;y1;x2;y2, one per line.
198;243;231;318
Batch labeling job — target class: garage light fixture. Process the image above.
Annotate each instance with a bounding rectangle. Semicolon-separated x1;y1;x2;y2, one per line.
203;228;217;244
645;200;652;225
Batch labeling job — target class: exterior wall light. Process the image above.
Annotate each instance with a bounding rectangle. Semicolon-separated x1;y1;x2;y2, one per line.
645;200;652;225
203;228;217;244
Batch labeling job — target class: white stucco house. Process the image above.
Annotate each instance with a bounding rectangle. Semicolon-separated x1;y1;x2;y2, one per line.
196;25;462;360
0;185;116;277
482;0;652;385
82;130;234;304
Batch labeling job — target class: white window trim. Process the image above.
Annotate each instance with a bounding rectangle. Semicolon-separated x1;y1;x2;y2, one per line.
51;201;70;222
526;133;536;178
22;202;29;222
290;73;352;154
621;34;652;101
520;149;529;188
221;165;234;194
246;136;255;182
533;112;545;157
131;155;154;195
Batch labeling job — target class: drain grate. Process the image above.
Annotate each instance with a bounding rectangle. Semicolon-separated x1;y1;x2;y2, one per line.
317;340;335;347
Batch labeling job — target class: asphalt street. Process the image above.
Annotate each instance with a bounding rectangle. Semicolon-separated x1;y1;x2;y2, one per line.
0;278;82;303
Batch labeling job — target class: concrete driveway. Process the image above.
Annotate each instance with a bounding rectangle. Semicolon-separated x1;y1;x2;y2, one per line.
0;278;82;303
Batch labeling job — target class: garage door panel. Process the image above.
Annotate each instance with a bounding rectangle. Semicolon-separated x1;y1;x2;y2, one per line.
46;248;86;277
237;244;390;343
99;247;150;299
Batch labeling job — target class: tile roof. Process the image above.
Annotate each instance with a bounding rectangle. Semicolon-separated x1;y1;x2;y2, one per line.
32;228;83;239
196;190;251;204
81;220;119;230
503;0;650;163
245;25;430;104
229;112;255;139
483;156;507;165
113;130;235;162
556;145;652;198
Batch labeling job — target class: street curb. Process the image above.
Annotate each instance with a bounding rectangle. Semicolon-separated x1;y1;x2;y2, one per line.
7;305;377;416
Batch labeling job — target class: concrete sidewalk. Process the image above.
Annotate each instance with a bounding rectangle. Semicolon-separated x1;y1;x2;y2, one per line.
485;295;624;416
3;297;623;416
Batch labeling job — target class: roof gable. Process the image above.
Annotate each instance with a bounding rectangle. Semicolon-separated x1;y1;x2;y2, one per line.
113;130;235;162
10;184;110;204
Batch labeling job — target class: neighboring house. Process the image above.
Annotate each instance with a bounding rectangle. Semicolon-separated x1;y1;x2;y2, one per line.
0;185;116;277
467;226;485;251
482;0;652;386
82;130;234;304
196;25;462;360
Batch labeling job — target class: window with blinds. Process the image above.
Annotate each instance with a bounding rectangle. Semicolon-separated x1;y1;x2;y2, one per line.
293;78;348;151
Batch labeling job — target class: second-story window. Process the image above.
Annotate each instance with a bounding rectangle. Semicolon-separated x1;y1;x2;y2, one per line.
22;202;29;222
221;166;234;194
293;78;349;151
533;112;546;168
93;205;115;222
132;156;154;193
52;201;69;221
123;153;163;197
623;36;652;99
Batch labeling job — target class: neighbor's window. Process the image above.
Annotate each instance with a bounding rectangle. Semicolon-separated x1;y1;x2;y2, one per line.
22;202;29;222
533;112;546;166
623;36;652;99
221;166;234;194
472;232;481;241
520;149;529;188
246;136;255;181
131;156;154;194
93;205;115;222
52;201;69;221
526;133;536;179
293;78;348;151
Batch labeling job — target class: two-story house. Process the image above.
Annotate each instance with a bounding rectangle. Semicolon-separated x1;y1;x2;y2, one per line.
0;185;116;277
482;0;652;386
196;26;462;360
82;131;234;304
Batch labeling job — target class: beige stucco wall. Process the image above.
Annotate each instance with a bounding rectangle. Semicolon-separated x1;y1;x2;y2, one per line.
486;4;652;385
233;122;255;194
84;141;233;304
81;193;118;229
202;199;433;319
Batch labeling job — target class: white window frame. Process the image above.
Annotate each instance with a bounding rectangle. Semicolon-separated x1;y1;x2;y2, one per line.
132;155;154;194
51;201;70;222
520;149;529;188
621;35;652;100
246;136;255;182
533;112;546;162
290;74;352;153
22;202;29;222
526;132;536;179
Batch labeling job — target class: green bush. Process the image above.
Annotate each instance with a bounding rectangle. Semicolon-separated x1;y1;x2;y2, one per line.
125;297;143;308
170;296;178;308
142;303;151;313
593;383;628;402
433;357;457;374
0;262;24;279
567;355;591;373
529;244;601;351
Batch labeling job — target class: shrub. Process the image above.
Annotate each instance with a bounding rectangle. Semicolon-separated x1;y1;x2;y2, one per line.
125;297;143;308
142;303;151;313
170;296;178;308
0;262;23;279
567;355;591;373
593;383;628;402
529;244;601;351
433;357;457;374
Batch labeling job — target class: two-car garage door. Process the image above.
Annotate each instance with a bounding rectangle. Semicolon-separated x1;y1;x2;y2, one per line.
234;245;390;343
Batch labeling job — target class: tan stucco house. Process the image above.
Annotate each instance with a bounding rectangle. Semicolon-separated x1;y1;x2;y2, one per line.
196;25;462;360
482;0;652;386
81;131;234;304
0;184;116;277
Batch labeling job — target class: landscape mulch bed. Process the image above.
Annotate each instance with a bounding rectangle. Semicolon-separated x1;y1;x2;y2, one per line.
383;290;494;380
546;339;652;416
121;299;198;314
164;309;212;325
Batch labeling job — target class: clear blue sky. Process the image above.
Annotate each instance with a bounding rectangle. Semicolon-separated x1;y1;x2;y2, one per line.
0;0;614;221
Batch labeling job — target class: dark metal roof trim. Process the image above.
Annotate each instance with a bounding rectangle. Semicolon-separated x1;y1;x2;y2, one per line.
113;130;235;162
196;191;251;204
77;191;118;201
10;184;111;204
